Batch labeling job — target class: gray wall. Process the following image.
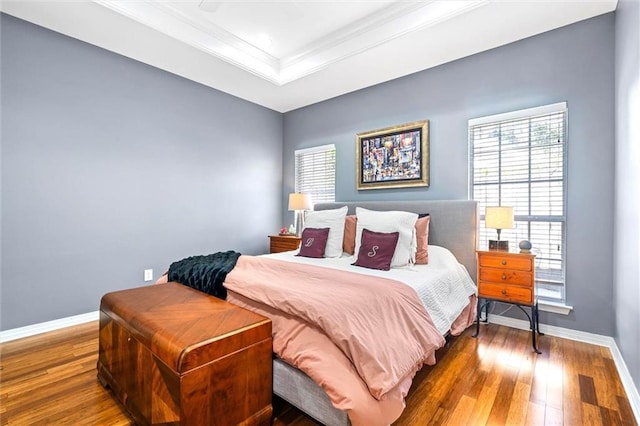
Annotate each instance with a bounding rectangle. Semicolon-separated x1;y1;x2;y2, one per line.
614;0;640;395
284;14;616;336
0;14;283;330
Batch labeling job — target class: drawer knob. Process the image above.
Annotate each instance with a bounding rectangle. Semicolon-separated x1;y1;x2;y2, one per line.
127;337;131;342
501;274;507;280
501;260;507;265
501;290;507;295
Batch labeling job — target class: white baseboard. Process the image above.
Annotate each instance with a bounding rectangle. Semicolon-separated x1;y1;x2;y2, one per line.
488;314;640;422
0;311;99;343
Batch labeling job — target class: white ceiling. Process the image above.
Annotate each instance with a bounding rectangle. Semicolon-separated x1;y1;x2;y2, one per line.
1;1;618;112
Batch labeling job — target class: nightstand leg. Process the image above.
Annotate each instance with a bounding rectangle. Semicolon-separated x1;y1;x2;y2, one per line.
483;301;490;322
535;302;544;336
531;305;542;354
472;298;481;337
472;299;490;338
514;304;542;354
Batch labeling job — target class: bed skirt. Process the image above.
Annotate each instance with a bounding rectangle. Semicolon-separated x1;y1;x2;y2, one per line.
273;358;350;426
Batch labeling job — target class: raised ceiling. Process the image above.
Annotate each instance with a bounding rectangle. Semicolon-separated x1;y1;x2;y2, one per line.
1;1;618;112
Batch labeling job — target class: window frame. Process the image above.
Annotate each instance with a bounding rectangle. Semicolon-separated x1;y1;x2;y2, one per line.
294;144;336;205
469;102;568;304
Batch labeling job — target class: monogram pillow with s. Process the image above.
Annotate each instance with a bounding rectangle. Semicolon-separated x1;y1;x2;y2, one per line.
297;227;331;258
352;229;399;271
354;208;418;267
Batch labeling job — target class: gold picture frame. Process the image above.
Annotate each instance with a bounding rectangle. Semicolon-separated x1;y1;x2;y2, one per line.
356;120;429;190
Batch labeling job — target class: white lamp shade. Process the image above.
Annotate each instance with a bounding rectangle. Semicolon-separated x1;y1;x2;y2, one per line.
485;206;514;229
288;193;313;211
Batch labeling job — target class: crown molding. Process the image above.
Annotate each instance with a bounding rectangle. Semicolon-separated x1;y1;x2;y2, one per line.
280;1;487;82
91;0;488;86
1;0;618;112
153;2;279;70
92;0;282;84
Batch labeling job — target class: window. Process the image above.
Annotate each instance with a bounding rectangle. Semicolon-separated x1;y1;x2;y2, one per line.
294;144;336;204
470;103;567;303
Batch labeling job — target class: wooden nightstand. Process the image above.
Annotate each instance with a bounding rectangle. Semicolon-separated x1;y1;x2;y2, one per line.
269;234;301;253
472;249;544;353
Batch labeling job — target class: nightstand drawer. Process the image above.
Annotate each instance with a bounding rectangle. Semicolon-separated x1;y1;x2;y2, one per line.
271;241;299;253
478;282;533;305
479;255;532;272
269;235;301;254
479;268;533;287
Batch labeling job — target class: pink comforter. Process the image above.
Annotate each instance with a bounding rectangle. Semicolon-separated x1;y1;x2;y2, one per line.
223;255;449;425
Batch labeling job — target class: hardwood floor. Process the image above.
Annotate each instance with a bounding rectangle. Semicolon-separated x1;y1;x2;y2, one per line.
0;321;636;425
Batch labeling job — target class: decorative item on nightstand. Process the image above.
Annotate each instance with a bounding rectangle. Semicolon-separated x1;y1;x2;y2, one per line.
288;193;313;237
485;206;513;251
519;240;532;253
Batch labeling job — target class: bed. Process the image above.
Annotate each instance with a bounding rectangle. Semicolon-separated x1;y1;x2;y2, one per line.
227;200;479;426
157;199;478;425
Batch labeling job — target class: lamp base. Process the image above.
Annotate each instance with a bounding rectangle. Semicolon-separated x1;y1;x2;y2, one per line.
489;240;509;251
295;211;305;237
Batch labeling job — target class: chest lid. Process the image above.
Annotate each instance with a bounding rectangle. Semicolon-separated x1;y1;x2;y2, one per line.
100;283;271;374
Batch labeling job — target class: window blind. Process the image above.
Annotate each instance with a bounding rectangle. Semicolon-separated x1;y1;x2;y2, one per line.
470;103;568;303
294;144;336;204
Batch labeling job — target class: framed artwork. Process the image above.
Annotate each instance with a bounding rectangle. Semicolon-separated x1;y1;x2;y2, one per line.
356;120;429;190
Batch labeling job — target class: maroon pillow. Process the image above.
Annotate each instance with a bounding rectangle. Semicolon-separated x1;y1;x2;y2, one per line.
352;228;399;271
297;228;330;258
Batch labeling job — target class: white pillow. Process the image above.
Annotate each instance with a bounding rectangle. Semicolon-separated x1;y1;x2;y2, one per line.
304;206;348;258
355;207;418;267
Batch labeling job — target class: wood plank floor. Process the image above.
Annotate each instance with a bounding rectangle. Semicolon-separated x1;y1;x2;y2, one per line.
0;321;636;425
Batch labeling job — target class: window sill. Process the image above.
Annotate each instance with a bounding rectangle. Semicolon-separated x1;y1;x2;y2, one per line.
539;301;573;315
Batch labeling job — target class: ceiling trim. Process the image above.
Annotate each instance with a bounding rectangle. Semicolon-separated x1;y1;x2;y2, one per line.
278;0;490;83
1;0;619;113
93;0;282;83
91;0;489;86
281;0;486;69
152;2;280;70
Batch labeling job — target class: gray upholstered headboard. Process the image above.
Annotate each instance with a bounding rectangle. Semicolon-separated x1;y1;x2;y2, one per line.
314;200;478;282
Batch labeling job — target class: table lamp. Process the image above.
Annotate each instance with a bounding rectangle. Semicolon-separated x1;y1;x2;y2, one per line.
485;206;513;251
288;193;312;236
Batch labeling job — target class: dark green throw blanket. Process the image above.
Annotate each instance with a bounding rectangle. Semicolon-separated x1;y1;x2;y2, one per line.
167;250;241;300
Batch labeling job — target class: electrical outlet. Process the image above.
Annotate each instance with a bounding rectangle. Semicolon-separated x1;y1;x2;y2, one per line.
144;269;153;282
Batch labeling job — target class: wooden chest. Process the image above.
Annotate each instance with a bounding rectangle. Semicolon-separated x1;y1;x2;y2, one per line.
97;282;272;425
